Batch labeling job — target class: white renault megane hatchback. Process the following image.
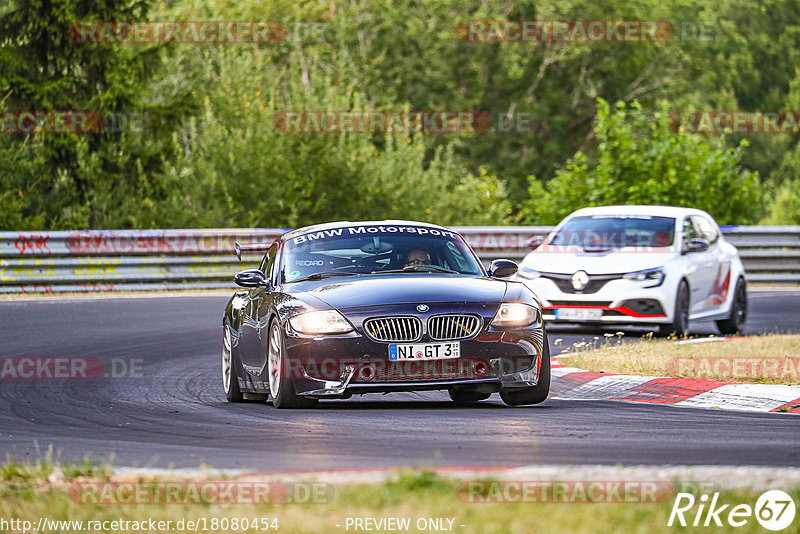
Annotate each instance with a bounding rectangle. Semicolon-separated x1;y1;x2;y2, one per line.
513;206;747;336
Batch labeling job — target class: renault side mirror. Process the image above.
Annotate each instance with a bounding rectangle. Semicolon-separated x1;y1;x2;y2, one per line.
683;238;710;254
526;236;543;250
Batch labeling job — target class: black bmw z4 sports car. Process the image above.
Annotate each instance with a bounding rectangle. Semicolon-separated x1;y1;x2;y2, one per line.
222;220;550;408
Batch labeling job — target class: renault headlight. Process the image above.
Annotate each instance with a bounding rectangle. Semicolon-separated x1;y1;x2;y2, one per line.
622;266;665;287
490;303;539;327
289;310;354;334
516;266;542;280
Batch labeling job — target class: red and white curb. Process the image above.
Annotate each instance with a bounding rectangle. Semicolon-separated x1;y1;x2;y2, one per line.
550;354;800;414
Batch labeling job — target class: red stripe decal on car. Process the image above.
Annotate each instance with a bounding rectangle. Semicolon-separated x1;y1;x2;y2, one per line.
543;305;666;318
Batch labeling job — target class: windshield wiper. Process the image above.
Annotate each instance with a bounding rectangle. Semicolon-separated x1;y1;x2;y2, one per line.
374;265;460;274
288;271;360;283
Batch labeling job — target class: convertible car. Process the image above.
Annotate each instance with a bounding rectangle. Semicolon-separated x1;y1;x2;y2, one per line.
222;220;550;408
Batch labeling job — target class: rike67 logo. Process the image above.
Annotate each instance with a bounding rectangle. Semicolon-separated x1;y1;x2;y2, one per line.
668;490;796;531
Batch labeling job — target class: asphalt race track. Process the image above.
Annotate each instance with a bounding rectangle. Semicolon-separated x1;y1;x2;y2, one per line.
0;290;798;471
548;289;798;353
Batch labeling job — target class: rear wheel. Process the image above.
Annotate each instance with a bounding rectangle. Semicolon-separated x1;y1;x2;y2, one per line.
659;280;690;337
500;331;551;406
716;278;747;335
222;324;244;402
448;389;491;404
267;321;318;409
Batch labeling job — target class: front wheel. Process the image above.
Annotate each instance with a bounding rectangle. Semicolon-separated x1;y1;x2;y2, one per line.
500;330;551;406
716;278;747;335
267;321;318;409
659;280;690;337
222;324;244;402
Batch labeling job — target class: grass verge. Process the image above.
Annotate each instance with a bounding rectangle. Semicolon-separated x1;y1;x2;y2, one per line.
1;464;798;534
556;333;800;386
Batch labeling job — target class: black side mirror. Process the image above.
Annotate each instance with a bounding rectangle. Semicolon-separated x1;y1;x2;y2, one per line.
234;269;268;288
526;236;543;250
683;238;710;254
488;259;518;278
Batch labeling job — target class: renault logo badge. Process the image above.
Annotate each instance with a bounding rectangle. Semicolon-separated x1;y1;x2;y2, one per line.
571;271;590;291
416;304;429;312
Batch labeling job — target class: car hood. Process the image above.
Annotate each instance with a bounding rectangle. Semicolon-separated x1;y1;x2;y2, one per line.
291;274;507;310
521;248;676;275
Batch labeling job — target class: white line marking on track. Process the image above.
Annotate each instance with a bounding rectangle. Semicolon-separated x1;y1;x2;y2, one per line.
676;383;800;411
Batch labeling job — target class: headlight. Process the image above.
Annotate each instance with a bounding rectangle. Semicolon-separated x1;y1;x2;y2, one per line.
516;266;542;280
623;266;665;286
289;310;354;334
490;303;539;327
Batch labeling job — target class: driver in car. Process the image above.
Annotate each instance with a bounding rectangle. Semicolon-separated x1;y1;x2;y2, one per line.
404;249;431;268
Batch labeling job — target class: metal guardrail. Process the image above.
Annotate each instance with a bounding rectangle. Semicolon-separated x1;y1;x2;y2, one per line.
1;226;798;293
717;226;800;283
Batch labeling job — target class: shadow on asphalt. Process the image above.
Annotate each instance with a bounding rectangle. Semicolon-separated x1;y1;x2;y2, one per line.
266;399;549;410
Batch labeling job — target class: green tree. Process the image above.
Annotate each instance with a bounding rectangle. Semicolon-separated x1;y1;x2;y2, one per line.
0;0;191;229
324;0;704;202
151;41;511;228
761;136;800;224
761;178;800;225
520;98;760;225
6;0;800;229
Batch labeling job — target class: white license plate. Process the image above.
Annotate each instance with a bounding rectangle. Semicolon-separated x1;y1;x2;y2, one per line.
389;342;460;361
555;307;603;321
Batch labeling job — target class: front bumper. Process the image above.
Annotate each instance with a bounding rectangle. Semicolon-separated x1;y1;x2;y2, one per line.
519;276;673;324
283;329;543;397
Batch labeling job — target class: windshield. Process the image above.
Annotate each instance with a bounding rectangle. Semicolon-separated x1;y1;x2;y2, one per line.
280;225;484;282
549;215;676;251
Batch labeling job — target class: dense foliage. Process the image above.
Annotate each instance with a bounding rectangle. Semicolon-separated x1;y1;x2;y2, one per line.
2;0;800;229
521;99;760;225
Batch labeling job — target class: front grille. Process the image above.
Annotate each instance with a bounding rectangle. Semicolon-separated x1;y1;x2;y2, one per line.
364;316;422;342
427;314;482;341
542;272;622;294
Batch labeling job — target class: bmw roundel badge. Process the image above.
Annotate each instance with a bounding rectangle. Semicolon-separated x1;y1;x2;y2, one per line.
416;304;429;312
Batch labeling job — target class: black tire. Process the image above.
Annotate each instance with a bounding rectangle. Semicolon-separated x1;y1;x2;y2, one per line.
716;278;747;335
448;389;491;404
222;323;244;402
659;280;690;337
267;320;318;409
499;330;551;406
